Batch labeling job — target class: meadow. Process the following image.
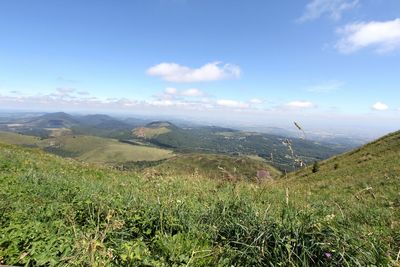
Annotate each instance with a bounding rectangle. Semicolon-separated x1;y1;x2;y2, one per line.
0;130;399;266
148;153;282;182
0;132;174;164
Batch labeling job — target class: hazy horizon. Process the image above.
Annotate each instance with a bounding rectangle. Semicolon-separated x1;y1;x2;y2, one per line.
1;108;396;141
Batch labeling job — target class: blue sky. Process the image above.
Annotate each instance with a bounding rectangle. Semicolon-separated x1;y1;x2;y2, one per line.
0;0;399;135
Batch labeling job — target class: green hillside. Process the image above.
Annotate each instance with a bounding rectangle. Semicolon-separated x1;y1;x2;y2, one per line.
0;112;138;139
132;122;346;171
0;131;399;265
0;132;174;163
0;131;40;146
280;130;400;222
77;141;174;163
286;130;400;196
132;126;171;139
146;153;281;182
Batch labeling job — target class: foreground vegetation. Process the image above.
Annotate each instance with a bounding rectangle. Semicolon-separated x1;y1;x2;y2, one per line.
145;153;281;182
0;131;399;266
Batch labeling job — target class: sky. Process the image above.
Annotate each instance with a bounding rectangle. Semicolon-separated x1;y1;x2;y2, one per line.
0;0;399;136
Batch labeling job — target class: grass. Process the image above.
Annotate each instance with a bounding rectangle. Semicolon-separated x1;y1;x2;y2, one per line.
78;142;174;163
246;154;269;162
0;131;40;146
148;153;281;182
0;133;174;164
0;131;399;266
132;126;171;139
40;135;109;155
44;128;72;137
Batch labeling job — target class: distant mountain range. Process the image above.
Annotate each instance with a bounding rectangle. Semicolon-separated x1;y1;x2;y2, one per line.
0;112;360;171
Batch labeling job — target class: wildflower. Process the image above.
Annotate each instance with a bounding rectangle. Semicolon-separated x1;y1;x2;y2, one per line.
325;214;336;221
324;252;332;259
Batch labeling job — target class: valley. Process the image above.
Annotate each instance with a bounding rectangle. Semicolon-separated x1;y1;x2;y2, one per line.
0;112;355;173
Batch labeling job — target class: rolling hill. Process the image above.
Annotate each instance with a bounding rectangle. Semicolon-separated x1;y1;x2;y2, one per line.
0;131;41;146
0;131;399;265
0;131;174;164
132;121;173;139
284;130;400;208
0;112;352;172
132;121;348;171
0;112;141;139
143;153;281;182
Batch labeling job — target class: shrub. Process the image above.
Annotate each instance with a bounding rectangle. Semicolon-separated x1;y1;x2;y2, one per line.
334;163;339;170
312;161;320;173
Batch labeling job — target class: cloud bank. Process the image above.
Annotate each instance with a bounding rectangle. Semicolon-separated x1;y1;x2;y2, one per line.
146;62;241;83
285;101;316;109
163;87;205;97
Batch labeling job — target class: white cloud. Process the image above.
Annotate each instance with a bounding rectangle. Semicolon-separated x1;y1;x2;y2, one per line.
115;98;136;107
336;19;400;53
162;87;205;97
298;0;358;22
181;88;204;97
217;99;249;109
146;62;241;83
151;93;265;110
285;101;315;109
150;99;175;107
164;87;178;95
307;80;344;93
149;98;213;109
0;89;141;110
249;98;264;104
371;102;389;111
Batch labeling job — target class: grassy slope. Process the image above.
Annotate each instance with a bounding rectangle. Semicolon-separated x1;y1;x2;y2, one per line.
132;126;171;139
78;142;174;163
148;153;281;181
273;131;400;257
0;131;40;146
0;133;174;163
283;130;400;211
0;131;399;266
48;136;174;163
41;135;108;155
